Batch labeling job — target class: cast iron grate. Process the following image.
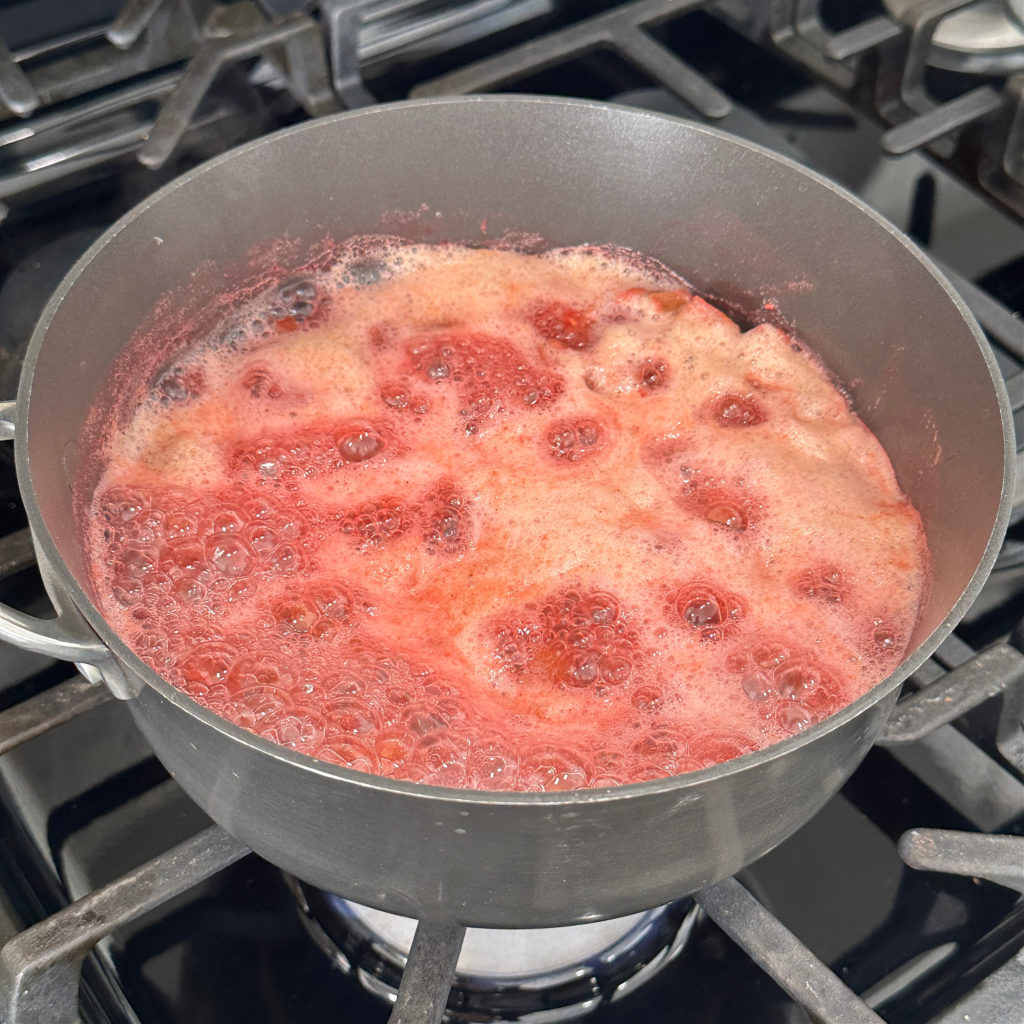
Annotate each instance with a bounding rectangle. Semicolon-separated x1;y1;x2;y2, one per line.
0;1;1021;1023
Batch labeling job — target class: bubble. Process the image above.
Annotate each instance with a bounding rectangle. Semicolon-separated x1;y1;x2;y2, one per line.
210;509;244;536
347;258;387;287
259;705;326;750
566;650;601;686
704;500;749;532
242;365;283;399
521;746;589;790
633;728;683;773
417;734;470;787
165;512;197;540
155;365;204;403
277;513;306;542
598;651;633;684
709;393;765;427
469;735;516;790
692;732;757;766
180;642;238;690
672;582;744;639
309;583;353;620
403;705;449;737
797;566;845;603
776;661;834;702
101;487;147;523
741;670;774;702
682;593;722;627
551;427;575;452
271;544;300;573
336;423;383;463
674;469;756;533
387;682;413;707
531;302;594;349
580;592;619;624
236;441;287;479
134;628;170;662
341;498;411;550
273;595;320;633
425;356;450;380
639;359;668;391
376;729;412;768
121;546;157;578
545;417;606;462
592;749;626;781
219;697;261;732
273;277;319;320
631;685;663;711
423;488;470;556
381;383;409;408
172;577;205;603
753;641;789;669
873;621;896;650
142;570;173;592
776;701;816;734
228;578;256;603
112;575;144;606
327;699;378;735
317;738;379;773
247;523;278;556
246;496;276;521
206;536;254;578
229;653;293;691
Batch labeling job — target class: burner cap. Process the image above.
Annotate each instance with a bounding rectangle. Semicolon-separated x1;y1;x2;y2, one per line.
290;878;698;1022
883;0;1024;74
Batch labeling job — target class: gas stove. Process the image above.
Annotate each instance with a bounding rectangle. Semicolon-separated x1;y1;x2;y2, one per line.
0;3;1022;1023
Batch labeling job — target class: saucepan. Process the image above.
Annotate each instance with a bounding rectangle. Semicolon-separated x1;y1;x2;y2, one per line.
0;96;1012;928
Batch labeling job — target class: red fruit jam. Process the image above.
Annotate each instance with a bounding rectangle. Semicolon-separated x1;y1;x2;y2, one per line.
79;240;930;790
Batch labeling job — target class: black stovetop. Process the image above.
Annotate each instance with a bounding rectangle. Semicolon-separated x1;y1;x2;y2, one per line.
0;3;1022;1023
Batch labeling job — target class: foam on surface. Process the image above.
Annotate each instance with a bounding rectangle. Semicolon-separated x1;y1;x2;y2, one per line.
81;241;930;790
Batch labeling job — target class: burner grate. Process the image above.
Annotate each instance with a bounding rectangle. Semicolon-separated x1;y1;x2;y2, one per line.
0;2;1020;1023
1;660;1019;1024
0;825;248;1024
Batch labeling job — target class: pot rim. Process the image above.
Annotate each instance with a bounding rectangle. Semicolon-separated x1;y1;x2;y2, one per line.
15;94;1016;807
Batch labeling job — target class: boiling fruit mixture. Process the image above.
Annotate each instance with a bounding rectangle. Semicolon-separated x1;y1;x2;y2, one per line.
80;240;930;790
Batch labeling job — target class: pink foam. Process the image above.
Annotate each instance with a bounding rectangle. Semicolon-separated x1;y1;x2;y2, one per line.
82;242;930;790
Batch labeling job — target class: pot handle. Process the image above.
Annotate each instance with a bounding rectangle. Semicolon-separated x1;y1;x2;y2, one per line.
0;399;13;439
0;400;141;699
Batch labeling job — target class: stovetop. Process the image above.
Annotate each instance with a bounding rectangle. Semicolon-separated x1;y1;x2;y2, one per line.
0;3;1022;1023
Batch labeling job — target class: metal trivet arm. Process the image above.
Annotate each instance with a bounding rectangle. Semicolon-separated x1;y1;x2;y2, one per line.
411;0;732;120
696;876;888;1024
897;828;1024;1024
387;921;466;1024
899;829;1024;896
880;642;1024;776
0;825;249;1024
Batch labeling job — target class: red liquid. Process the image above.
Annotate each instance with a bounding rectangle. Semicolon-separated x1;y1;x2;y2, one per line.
82;241;929;790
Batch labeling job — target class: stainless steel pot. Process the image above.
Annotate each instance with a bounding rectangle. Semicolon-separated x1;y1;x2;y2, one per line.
0;96;1012;928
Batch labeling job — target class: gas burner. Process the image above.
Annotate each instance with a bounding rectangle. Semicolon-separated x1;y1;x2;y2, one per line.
291;879;697;1022
882;0;1024;74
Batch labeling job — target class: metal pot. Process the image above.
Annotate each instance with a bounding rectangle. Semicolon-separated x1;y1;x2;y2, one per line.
0;96;1012;929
